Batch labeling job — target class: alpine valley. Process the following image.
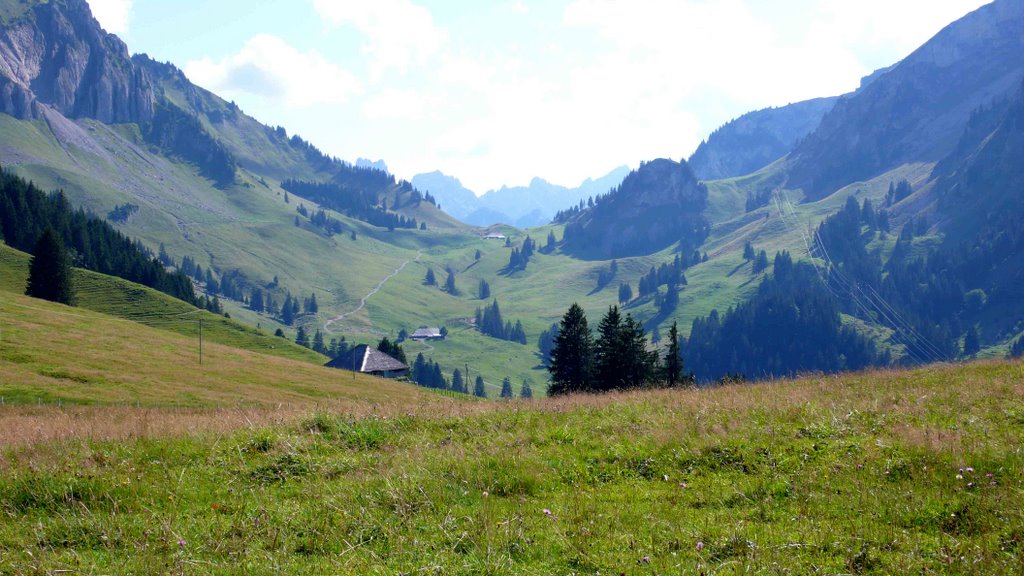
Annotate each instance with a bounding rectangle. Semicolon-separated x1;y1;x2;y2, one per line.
2;0;1024;395
5;1;1024;573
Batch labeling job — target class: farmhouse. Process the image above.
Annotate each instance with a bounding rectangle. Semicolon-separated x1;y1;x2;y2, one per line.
483;233;506;240
324;344;408;378
410;327;444;340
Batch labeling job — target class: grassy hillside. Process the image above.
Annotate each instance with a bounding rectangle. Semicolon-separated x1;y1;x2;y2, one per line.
1;360;1021;573
0;243;324;364
0;287;433;410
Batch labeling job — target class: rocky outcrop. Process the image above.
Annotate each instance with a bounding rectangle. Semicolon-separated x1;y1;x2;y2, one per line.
563;158;709;259
689;97;838;181
0;0;154;123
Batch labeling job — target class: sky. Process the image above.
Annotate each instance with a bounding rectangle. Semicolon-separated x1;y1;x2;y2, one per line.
90;0;990;194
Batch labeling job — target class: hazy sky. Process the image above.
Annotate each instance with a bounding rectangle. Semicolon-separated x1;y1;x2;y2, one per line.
91;0;989;194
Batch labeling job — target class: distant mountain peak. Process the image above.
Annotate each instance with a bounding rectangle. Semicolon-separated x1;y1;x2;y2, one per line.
412;166;629;227
355;158;389;172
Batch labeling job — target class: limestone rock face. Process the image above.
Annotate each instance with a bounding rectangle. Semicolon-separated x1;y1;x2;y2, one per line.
0;0;154;123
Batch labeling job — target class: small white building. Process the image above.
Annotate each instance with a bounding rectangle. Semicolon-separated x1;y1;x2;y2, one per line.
483;233;506;240
410;327;445;340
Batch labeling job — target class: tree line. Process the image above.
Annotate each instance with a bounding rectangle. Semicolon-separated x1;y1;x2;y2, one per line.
282;178;420;231
0;168;196;305
475;299;527;344
547;304;689;395
683;252;879;382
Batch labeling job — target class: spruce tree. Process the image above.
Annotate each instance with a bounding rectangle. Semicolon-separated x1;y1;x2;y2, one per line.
424;268;437;286
619;313;656;388
312;330;327;354
500;377;514;399
594;305;624;391
295;326;310;348
444;270;457;294
664;321;683;386
520;380;533;399
548;303;593;395
618;282;632;304
473;375;486;398
451;368;465;393
26;227;75;305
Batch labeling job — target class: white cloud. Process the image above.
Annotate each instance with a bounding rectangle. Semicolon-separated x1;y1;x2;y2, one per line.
88;0;132;34
562;0;867;109
184;34;361;108
312;0;447;80
363;88;429;120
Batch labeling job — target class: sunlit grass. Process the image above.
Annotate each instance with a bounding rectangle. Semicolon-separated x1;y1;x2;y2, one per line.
2;359;1021;573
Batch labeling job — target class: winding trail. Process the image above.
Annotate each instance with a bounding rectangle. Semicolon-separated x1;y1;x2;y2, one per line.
323;250;422;335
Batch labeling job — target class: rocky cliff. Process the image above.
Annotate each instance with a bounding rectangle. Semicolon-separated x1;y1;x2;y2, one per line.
787;0;1024;199
0;0;153;123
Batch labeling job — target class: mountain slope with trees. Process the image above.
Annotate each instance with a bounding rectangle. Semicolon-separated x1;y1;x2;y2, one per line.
560;158;709;259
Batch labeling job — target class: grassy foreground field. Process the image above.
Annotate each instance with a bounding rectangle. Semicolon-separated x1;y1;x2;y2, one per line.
1;360;1022;574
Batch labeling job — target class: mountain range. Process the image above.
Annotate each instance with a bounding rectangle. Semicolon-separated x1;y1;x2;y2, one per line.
1;0;1023;389
411;166;630;228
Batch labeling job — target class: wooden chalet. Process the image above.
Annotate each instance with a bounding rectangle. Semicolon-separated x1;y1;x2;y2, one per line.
325;344;408;378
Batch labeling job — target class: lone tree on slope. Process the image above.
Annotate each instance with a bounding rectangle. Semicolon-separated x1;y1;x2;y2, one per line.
26;226;75;305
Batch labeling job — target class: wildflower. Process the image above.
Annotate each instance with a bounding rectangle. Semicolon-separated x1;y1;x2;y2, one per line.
482;491;489;498
543;508;552;515
986;473;994;478
968;482;975;488
177;539;186;547
696;541;704;551
965;467;974;473
678;482;687;488
956;474;963;480
639;556;651;564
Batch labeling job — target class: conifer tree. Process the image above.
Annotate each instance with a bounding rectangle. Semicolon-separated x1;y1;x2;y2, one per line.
424;267;437;285
500;377;514;399
451;368;465;393
26;227;74;305
618;282;632;304
295;326;310;348
444;270;457;294
474;375;486;398
520;380;533;399
548;303;593;395
594;305;624;391
664;321;683;386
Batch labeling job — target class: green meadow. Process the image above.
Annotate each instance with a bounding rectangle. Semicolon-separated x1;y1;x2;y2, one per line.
1;357;1021;574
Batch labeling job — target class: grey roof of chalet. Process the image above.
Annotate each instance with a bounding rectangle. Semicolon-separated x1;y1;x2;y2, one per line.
324;344;408;373
410;327;442;338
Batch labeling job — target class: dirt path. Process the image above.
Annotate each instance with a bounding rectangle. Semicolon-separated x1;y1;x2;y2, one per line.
323;250;422;335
